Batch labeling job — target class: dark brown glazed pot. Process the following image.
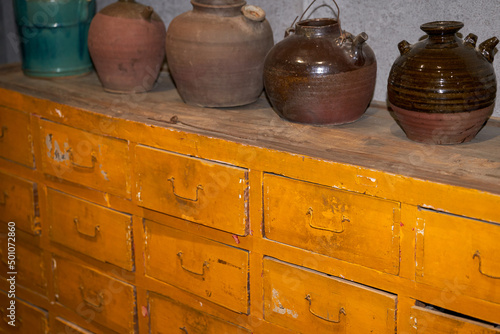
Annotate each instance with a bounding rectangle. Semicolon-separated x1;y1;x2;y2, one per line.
263;1;376;125
388;21;498;144
165;0;274;107
87;0;166;93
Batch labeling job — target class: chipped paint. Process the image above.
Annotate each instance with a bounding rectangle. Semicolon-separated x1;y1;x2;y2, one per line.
45;134;52;158
54;108;63;118
272;288;298;318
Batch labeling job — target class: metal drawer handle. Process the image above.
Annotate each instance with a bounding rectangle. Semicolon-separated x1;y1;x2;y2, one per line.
177;252;209;279
473;251;500;279
0;126;7;139
67;149;97;170
168;177;203;202
306;208;346;233
31;216;42;236
79;285;104;312
0;191;8;205
74;218;100;239
179;327;188;333
305;294;346;323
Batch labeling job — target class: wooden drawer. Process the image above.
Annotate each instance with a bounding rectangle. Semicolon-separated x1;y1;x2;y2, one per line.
0;235;47;297
136;145;249;235
409;305;500;333
149;292;252;333
52;255;136;333
40;119;131;198
0;171;41;235
144;220;249;314
415;209;500;309
53;317;93;334
0;107;34;168
48;188;134;271
264;174;400;274
0;291;48;333
263;258;397;333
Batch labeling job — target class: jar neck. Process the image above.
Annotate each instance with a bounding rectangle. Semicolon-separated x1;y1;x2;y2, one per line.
295;18;341;38
421;21;463;45
192;0;246;17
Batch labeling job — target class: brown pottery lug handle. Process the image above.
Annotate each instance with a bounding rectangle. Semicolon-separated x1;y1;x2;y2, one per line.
351;32;368;66
478;37;499;63
141;6;154;21
284;27;295;38
463;33;478;47
398;40;412;56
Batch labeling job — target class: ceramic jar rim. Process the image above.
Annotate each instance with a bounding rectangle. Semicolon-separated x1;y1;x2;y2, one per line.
420;21;464;35
294;18;341;36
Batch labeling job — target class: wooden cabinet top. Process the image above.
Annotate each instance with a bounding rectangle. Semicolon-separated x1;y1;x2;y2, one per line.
1;63;499;196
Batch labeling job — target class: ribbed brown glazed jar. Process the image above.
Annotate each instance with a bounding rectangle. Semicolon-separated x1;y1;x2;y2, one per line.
165;0;274;107
388;21;498;144
263;0;376;124
88;0;166;93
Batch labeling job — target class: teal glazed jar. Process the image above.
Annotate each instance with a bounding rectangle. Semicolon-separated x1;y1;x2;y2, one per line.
13;0;96;78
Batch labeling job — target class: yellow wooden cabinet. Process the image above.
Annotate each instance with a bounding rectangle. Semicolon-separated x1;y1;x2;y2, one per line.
0;63;499;333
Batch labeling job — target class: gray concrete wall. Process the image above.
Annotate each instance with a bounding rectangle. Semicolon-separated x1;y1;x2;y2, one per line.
2;0;500;117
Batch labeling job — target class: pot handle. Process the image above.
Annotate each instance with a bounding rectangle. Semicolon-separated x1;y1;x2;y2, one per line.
286;0;341;37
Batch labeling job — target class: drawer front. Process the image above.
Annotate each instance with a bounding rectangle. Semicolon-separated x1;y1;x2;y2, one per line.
263;258;397;333
415;210;500;306
136;145;249;235
0;171;40;235
264;174;400;274
0;291;48;333
53;317;93;334
0;107;34;168
0;235;47;297
40;119;131;198
410;305;500;333
149;292;252;333
145;220;249;313
52;255;136;333
48;188;134;271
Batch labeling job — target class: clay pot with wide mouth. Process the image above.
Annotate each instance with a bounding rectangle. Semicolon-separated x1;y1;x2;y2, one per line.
87;0;166;93
165;0;274;107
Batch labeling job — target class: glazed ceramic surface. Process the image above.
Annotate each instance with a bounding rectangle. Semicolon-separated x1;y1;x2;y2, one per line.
263;0;376;125
387;21;498;144
13;0;95;78
88;0;166;93
165;0;274;107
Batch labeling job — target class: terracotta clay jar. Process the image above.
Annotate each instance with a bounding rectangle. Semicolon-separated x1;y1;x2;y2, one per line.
165;0;274;107
388;21;498;144
87;0;166;93
263;0;376;125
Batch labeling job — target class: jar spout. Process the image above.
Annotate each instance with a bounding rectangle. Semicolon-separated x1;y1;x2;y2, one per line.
351;32;368;66
478;37;499;63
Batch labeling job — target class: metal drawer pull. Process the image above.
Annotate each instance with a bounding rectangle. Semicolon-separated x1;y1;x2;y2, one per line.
0;191;8;205
0;126;7;139
168;177;203;202
74;218;100;238
306;208;346;233
473;251;500;279
79;285;104;312
179;327;188;333
305;294;346;323
177;252;209;279
67;149;97;170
